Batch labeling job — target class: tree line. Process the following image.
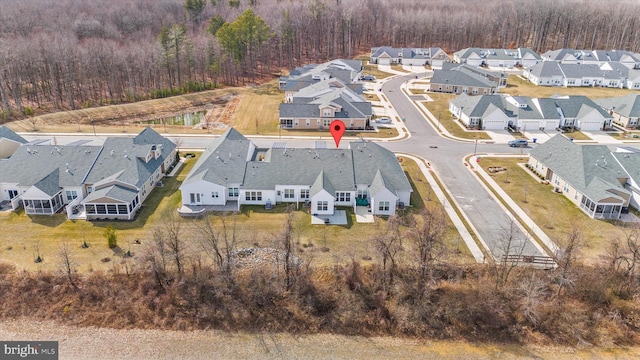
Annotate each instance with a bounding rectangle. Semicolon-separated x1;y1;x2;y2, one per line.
1;0;639;121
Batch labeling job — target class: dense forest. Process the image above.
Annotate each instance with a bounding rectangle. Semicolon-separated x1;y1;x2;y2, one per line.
1;0;639;120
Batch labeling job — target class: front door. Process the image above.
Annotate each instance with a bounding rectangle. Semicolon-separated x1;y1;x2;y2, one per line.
8;190;18;199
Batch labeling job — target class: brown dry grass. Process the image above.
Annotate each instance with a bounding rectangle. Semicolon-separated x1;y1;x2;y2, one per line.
477;157;633;262
0;157;470;273
503;76;640;99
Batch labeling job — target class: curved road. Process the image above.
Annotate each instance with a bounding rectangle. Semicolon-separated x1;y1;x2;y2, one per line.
381;74;545;259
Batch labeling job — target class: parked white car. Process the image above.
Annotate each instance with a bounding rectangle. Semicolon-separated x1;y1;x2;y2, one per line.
376;117;391;124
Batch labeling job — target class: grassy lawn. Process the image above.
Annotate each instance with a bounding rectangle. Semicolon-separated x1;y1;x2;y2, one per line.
560;130;592;141
0;157;473;273
231;82;281;135
362;64;395;80
503;75;640;99
478;157;632;262
364;93;381;102
391;65;409;73
421;94;491;140
409;89;425;95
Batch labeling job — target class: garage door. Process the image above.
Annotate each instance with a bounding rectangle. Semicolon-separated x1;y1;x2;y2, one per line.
542;120;559;130
379;58;391;66
579;120;602;131
518;120;540;131
483;119;507;130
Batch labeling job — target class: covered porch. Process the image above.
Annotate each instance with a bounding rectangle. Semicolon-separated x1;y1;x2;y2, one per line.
580;195;624;220
23;191;64;215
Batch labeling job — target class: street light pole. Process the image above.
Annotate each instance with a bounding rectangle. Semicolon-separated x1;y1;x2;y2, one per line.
474;138;478;156
438;111;441;132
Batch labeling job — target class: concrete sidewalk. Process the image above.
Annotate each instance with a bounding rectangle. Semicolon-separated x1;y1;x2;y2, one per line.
399;153;486;263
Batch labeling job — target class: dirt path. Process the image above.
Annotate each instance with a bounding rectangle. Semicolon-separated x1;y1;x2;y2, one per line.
1;319;639;359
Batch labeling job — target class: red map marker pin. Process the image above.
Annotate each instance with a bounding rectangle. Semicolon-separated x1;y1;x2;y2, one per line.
329;120;345;148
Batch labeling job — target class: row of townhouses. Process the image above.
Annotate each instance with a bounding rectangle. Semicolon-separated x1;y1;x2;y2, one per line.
0;126;176;220
449;93;640;131
178;128;412;217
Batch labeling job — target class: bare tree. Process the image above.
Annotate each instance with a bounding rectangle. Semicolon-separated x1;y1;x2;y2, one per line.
408;206;447;286
490;218;527;289
372;215;404;294
58;242;77;287
553;226;582;297
196;212;237;279
281;205;298;291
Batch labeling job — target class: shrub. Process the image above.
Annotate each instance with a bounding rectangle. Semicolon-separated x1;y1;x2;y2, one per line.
103;225;117;248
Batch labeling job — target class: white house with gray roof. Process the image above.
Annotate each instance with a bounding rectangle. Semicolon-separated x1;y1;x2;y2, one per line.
179;128;412;218
449;94;612;131
528;135;639;219
595;94;640;129
0;127;176;220
453;48;541;68
279;59;363;92
370;47;450;67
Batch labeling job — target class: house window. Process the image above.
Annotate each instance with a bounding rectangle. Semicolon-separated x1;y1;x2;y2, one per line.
65;190;78;201
118;204;128;214
567;79;575;85
323;109;332;117
357;190;368;199
306;120;310;127
245;191;262;201
87;186;94;194
323;119;332;127
335;192;351;202
300;189;309;199
228;187;239;197
609;80;617;87
284;189;295;199
190;193;201;203
563;183;569;193
378;201;390;211
107;205;118;214
212;192;219;198
317;201;328;211
280;119;293;128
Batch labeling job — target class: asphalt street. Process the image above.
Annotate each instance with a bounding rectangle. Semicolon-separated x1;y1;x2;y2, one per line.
380;74;545;259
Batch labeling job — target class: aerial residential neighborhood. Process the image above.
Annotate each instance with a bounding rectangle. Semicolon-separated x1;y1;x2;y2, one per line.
3;0;640;356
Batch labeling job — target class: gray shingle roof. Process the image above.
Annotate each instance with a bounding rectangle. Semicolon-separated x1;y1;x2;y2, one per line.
310;170;335;196
530;135;629;202
182;128;252;186
83;184;138;203
595;94;640;118
242;148;355;191
0;144;102;187
526;61;564;78
0;126;27;144
613;152;640;189
431;65;498;88
280;84;372;119
350;140;412;192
